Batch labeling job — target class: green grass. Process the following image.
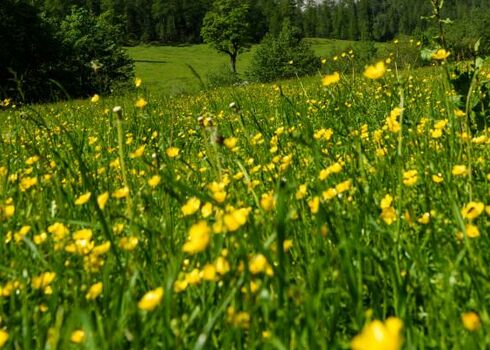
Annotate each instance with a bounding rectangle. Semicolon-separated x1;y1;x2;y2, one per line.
1;44;490;349
127;38;385;95
127;44;255;95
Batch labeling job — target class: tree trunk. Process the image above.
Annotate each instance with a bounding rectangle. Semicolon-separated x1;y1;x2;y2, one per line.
230;52;237;73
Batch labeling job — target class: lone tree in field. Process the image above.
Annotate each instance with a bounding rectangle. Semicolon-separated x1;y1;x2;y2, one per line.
201;0;251;74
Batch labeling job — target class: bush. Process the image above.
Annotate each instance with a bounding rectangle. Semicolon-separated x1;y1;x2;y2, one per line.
444;11;490;60
247;24;319;83
56;8;134;98
0;1;133;103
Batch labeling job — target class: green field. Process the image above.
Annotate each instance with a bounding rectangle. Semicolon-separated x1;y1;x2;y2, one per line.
127;38;363;95
1;42;490;349
127;44;254;95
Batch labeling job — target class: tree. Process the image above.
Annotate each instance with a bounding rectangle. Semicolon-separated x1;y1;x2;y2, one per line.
247;22;319;82
0;1;133;102
201;0;251;73
0;0;62;101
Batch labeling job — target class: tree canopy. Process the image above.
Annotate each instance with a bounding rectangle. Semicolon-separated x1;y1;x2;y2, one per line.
0;0;133;102
23;0;490;45
201;0;251;73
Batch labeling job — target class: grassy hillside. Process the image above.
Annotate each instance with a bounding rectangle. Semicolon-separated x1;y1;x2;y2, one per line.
127;38;382;95
127;44;254;95
2;43;490;349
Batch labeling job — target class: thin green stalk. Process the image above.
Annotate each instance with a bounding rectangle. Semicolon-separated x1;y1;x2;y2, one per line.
113;106;133;220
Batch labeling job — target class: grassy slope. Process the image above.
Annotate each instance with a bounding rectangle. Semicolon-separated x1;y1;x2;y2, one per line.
3;41;490;349
127;44;255;95
126;38;367;95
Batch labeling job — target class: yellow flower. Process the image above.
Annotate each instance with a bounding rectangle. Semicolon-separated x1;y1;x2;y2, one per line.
86;282;103;300
2;203;15;219
32;271;56;290
454;109;465;118
386;108;402;133
461;312;480;331
215;256;230;275
363;61;386;80
129;145;145;158
249;254;273;275
25;155;40;165
138;287;164;311
112;186;129;199
322;188;337;201
403;170;418;186
70;329;86;344
308;197;320;214
351;317;403;350
92;241;111;255
223;208;251;231
48;222;69;241
380;194;393;210
74;192;91;205
135;77;142;87
223;137;238;150
431;128;442;138
283;239;293;252
260;192;276;211
135;97;148;108
183;268;200;285
182;221;211;254
91;94;100;103
34;232;47;245
465;224;480;238
432;174;444;183
295;184;307;200
182;197;201;216
148;175;161;188
381;207;397;225
461;202;484;220
97;192;109;209
432;49;450;60
452;165;468;176
119;236;139;251
19;176;38;191
0;330;8;348
166;147;180;158
201;264;217;281
14;225;31;242
73;229;93;241
322;72;340;86
201;202;213;218
417;212;430;224
335;179;352;193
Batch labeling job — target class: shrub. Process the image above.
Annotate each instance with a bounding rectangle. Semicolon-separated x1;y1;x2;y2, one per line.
247;23;319;83
444;12;490;60
56;7;134;98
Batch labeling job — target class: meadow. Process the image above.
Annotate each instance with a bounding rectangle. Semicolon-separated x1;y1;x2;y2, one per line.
127;38;367;94
1;41;490;350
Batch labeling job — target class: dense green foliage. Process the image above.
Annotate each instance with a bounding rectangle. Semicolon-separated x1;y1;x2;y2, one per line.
248;24;319;82
27;0;490;46
0;1;133;102
0;0;62;101
57;8;134;98
201;0;252;74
